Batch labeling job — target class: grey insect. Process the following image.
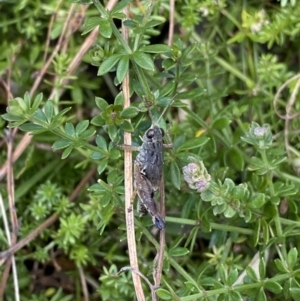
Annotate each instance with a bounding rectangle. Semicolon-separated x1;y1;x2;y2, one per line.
135;125;165;191
122;99;174;229
134;161;165;230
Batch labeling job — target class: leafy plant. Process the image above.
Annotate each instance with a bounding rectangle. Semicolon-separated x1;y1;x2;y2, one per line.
2;0;300;300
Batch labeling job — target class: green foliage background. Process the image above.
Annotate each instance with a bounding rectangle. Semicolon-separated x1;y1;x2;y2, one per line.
1;0;300;300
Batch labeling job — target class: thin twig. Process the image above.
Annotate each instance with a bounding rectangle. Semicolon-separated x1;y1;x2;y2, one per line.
273;73;300;120
284;78;300;158
273;74;300;159
0;195;16;298
118;266;158;300
30;4;76;96
78;265;90;301
0;131;20;300
42;0;64;64
122;4;146;301
153;173;165;288
168;0;175;47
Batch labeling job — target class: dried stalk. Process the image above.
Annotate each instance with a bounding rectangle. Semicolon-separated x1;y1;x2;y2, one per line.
122;5;146;301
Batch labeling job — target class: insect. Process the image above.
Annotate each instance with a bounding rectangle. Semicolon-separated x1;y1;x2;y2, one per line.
122;97;174;229
134;161;165;230
135;125;165;191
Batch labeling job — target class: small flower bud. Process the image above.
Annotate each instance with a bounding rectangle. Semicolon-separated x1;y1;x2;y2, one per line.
182;157;211;193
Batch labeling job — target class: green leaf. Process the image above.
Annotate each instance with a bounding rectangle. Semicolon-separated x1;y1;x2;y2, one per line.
52;107;72;123
111;12;126;20
121;106;139;118
156;288;172;300
132;51;154;71
99;19;112;38
219;264;227;283
35;109;47;122
75;120;89;135
120;120;134;132
259;257;266;279
114;91;124;106
177;137;209;152
123;19;137;28
111;0;133;14
170;161;181;190
44;101;54;123
19;123;45;133
78;128;95;139
248;193;266;209
264;281;282;294
227;269;238;286
95;97;108;111
97;159;108;175
1;113;25;122
52;139;73;150
61;145;74;159
224;205;236;218
176;87;204;99
96;135;107;150
109;149;121;160
116;55;129;83
65;123;75;137
91;115;105;127
274;259;289;273
246;266;258;281
31;93;43;112
98;54;122;76
201;216;211;232
257;287;267;301
261;218;269;244
290;288;300;301
287;247;298;270
253;218;261;246
23;92;31;110
229;291;242;301
91;152;106;160
212;117;231;130
169;247;189;257
140;44;171;53
224;147;244;171
82;16;100;35
159;81;176;97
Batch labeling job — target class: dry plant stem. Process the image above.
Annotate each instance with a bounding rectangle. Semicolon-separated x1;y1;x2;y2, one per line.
0;131;20;300
273;73;300;120
30;4;76;96
119;267;158;301
0;194;19;300
78;265;90;301
168;0;175;47
43;0;64;64
153;173;165;288
0;167;97;262
284;78;300;158
273;73;300;158
122;5;146;301
152;0;176;289
0;0;118;181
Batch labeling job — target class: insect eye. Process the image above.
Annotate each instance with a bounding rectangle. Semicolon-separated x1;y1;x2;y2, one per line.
159;128;165;137
146;129;155;138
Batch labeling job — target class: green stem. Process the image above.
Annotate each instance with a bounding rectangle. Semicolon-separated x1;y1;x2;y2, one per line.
180;270;298;301
260;149;287;260
131;60;152;100
92;0;109;18
166;217;254;235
